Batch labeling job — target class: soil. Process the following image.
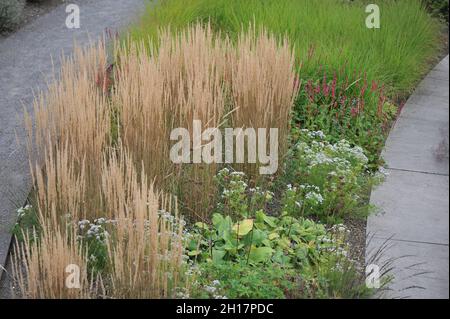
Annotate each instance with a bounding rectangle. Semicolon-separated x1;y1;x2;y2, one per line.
438;25;449;59
344;216;367;270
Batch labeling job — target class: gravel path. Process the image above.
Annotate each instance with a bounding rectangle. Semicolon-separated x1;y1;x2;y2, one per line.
0;0;147;292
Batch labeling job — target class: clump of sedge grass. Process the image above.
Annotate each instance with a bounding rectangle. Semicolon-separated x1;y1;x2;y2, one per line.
131;0;441;94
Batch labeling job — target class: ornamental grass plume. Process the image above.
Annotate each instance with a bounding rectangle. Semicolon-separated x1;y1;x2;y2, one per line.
113;23;228;219
102;149;186;298
12;146;187;299
24;23;298;221
11;218;96;299
113;23;298;217
228;25;298;176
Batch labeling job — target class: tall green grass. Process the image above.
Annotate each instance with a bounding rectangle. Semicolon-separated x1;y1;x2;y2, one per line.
131;0;441;95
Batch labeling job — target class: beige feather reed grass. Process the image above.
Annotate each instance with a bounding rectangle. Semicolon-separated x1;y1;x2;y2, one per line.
13;23;298;298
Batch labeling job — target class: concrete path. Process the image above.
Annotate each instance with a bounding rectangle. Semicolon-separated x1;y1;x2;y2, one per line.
0;0;147;288
367;56;449;299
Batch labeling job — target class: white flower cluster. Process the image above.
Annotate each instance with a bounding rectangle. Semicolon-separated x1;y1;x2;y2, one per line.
300;129;326;140
16;204;32;219
283;183;325;213
204;280;227;299
249;186;274;202
317;231;350;259
298;184;323;206
331;140;368;165
221;179;248;197
305;190;324;205
175;287;190;299
330;223;351;234
297;130;369;173
158;209;176;223
78;218;114;243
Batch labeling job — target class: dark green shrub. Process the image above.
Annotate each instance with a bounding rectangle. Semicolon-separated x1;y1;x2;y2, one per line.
423;0;449;24
0;0;25;32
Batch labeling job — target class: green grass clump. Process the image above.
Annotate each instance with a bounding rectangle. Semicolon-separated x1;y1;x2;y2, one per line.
132;0;441;95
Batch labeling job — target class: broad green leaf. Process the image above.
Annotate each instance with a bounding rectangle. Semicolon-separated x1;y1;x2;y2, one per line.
250;229;267;245
212;249;226;264
263;215;277;228
249;246;274;264
268;232;279;240
262;239;272;247
255;210;266;223
188;239;198;251
188;250;201;256
194;222;209;230
232;219;254;237
213;214;232;238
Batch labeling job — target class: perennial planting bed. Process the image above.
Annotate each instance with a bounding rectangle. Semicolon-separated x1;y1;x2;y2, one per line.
6;0;446;299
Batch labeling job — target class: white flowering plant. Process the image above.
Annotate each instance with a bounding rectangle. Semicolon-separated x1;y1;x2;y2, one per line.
282;128;381;223
214;168;274;218
12;204;40;243
77;218;115;273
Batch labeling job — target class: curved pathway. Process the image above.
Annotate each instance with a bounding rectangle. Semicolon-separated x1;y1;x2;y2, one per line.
0;0;147;289
367;56;449;299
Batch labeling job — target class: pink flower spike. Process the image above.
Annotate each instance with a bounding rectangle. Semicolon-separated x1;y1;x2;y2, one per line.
371;80;378;92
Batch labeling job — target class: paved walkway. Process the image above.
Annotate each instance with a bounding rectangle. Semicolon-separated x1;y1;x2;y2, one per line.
367;56;449;299
0;0;146;290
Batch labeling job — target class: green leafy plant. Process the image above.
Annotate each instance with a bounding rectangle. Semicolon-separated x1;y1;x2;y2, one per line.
12;204;41;243
187;220;371;299
282;129;383;223
191;262;298;299
76;218;114;274
293;71;397;167
423;0;449;24
186;208;335;268
215;168;274;219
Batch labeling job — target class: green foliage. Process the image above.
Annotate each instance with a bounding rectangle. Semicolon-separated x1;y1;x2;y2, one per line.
187;216;371;298
187;205;339;268
191;262;298;299
0;0;25;32
214;168;273;219
298;246;372;298
423;0;449;24
281;129;384;223
12;204;41;243
77;218;113;274
132;0;441;94
293;72;397;167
